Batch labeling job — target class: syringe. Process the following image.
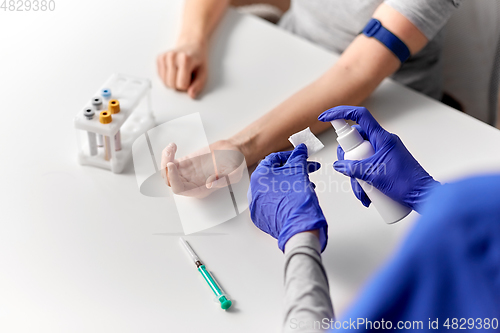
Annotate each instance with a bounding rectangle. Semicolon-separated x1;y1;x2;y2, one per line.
179;237;232;310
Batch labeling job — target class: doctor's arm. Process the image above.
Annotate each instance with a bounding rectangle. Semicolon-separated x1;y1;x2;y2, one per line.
283;231;334;332
248;145;334;332
249;123;439;331
231;3;428;166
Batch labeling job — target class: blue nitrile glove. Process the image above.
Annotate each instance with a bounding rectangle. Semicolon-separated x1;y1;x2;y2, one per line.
318;106;439;213
247;144;328;252
337;175;500;331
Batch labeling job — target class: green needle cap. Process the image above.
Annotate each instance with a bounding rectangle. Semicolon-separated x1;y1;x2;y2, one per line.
219;296;232;310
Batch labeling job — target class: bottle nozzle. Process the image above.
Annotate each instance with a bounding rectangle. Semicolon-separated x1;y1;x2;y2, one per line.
331;118;364;152
330;119;350;136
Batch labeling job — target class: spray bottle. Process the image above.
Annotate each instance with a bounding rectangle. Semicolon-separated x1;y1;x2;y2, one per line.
330;119;411;224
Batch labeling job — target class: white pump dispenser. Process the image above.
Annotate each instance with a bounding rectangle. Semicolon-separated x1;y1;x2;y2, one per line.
331;119;411;224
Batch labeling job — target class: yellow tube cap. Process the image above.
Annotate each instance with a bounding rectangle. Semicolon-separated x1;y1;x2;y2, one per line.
99;110;112;124
108;99;120;114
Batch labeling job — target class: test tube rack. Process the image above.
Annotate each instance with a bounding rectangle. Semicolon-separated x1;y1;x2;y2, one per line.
74;74;155;173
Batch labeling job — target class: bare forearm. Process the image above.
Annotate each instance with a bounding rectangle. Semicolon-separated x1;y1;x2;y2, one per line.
177;0;230;45
231;3;429;166
159;0;229;97
232;35;400;166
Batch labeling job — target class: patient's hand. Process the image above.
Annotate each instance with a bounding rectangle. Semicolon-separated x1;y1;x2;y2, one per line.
156;42;208;99
161;140;246;198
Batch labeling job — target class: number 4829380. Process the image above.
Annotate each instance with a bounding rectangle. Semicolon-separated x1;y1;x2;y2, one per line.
1;0;56;11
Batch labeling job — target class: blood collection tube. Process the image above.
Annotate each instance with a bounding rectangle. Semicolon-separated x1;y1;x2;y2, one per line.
92;97;104;147
99;110;113;161
108;99;122;151
101;88;112;106
83;107;97;156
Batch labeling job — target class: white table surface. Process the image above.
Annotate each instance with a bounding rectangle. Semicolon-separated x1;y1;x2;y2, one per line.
1;1;500;332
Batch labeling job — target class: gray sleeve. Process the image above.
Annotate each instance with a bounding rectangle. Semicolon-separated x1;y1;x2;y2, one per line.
384;0;463;40
282;233;334;333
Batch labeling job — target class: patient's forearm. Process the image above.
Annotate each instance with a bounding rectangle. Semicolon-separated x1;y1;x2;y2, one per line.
177;0;230;45
231;35;400;166
229;2;430;166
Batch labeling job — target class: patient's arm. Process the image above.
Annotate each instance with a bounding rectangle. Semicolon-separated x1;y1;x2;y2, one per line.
157;0;230;98
232;3;428;166
162;3;429;196
161;140;245;198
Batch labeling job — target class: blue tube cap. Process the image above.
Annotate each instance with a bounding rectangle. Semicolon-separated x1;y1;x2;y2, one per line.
101;88;112;98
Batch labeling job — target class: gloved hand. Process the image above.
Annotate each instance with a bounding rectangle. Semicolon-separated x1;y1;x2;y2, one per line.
247;144;328;252
318;106;439;213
